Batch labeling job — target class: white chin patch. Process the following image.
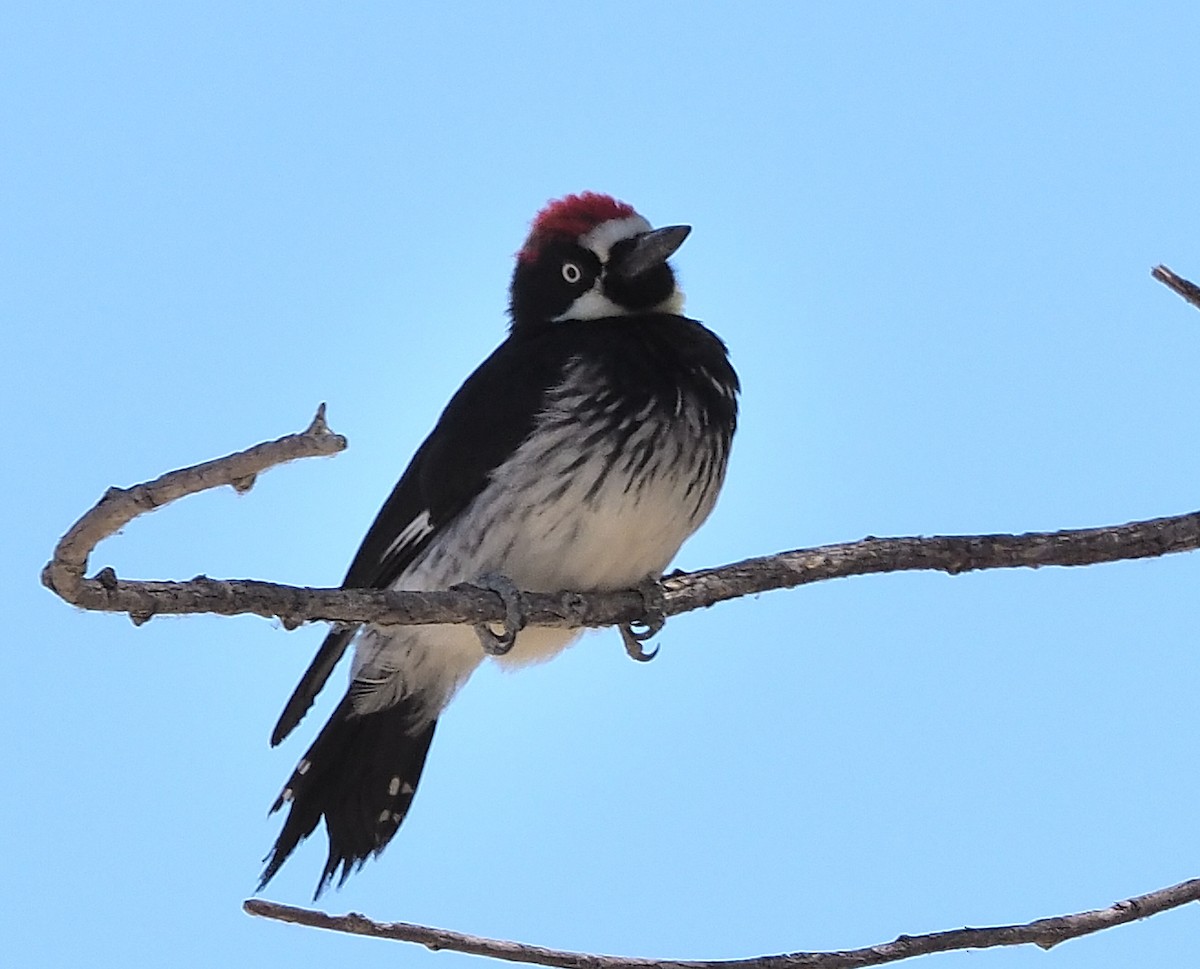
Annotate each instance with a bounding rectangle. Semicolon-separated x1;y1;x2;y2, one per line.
553;284;625;322
552;282;687;322
580;214;652;262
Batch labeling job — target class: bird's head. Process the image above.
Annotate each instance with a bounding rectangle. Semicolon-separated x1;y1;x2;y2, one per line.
509;192;688;332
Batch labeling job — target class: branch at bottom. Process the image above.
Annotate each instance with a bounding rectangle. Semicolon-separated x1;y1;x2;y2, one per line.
244;877;1200;968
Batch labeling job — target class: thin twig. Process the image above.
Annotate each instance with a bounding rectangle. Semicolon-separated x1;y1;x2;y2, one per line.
244;877;1200;968
41;404;346;625
1153;264;1200;311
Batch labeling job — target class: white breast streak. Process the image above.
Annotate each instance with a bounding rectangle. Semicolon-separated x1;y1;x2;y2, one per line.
383;509;434;561
350;356;727;716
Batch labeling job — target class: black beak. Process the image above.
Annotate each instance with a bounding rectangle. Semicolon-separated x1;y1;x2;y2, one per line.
611;224;691;279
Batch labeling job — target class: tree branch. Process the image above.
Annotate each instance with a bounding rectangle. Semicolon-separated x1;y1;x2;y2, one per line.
41;478;1200;630
37;423;1200;631
244;877;1200;968
41;403;348;626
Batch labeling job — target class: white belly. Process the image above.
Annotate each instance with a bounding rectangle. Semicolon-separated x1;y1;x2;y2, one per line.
352;368;729;711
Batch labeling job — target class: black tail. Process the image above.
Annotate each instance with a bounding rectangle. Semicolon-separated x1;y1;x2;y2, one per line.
259;694;437;897
270;627;356;747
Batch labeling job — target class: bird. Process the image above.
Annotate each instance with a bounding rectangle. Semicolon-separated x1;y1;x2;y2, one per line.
260;191;739;897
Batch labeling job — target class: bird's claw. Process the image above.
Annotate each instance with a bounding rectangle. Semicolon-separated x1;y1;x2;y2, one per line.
619;579;667;662
472;573;526;656
619;624;659;662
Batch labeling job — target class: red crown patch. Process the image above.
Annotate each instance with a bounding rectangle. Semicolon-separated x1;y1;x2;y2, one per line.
519;192;637;262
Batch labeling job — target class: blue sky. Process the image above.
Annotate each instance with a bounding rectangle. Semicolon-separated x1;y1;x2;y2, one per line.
4;3;1199;966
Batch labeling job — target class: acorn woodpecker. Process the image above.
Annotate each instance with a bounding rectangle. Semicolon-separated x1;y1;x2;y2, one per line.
260;192;739;896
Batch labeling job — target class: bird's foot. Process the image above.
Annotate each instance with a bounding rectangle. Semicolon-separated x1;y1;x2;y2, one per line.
619;578;666;663
472;573;526;656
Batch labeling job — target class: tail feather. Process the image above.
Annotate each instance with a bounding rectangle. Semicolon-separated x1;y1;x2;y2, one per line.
259;694;437;897
270;627;356;747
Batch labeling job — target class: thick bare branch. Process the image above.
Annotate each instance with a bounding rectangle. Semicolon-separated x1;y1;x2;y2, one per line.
40;433;1200;631
39;435;1200;631
41;483;1200;630
244;877;1200;968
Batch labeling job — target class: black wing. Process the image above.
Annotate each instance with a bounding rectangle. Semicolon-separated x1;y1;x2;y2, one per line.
270;332;566;745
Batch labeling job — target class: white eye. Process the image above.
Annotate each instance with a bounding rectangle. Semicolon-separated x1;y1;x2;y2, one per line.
561;262;582;283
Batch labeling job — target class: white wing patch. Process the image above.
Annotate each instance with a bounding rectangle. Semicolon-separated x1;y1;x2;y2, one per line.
383;509;434;562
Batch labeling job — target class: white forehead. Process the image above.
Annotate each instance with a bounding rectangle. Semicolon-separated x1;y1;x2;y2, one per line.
579;214;652;262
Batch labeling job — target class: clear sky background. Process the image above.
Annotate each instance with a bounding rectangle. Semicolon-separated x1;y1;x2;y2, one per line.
4;3;1199;967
